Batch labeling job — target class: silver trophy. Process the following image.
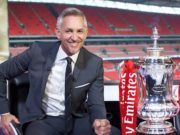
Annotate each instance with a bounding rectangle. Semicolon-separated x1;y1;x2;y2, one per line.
137;27;179;134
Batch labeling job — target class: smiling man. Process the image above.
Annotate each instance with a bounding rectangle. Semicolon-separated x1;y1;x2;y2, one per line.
0;7;117;135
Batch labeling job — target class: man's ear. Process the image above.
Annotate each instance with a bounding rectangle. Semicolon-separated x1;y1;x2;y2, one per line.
55;28;61;40
85;28;88;38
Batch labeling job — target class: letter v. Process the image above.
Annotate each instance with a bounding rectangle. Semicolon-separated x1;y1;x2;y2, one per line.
126;127;135;134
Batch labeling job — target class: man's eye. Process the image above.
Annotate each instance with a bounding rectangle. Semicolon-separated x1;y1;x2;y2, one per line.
78;30;84;33
65;30;72;33
65;31;71;33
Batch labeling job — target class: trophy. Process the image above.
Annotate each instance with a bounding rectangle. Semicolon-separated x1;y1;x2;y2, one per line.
136;27;179;134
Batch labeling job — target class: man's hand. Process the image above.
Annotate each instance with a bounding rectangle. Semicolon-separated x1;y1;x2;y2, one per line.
93;119;111;135
0;113;20;135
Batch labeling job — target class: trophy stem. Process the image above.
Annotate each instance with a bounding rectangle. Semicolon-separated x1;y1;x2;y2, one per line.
137;120;176;135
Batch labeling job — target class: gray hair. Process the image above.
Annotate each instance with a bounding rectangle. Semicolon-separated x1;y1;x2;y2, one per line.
56;7;88;30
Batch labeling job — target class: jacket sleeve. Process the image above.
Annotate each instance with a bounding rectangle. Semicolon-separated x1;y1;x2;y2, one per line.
87;58;107;124
0;45;33;114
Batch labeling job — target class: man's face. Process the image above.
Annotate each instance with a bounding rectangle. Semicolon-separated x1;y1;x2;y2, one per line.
55;15;88;56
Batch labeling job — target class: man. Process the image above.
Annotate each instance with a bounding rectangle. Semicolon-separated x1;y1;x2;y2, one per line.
0;7;116;135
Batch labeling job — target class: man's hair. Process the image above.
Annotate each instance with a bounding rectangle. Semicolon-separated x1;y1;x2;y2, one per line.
56;7;88;30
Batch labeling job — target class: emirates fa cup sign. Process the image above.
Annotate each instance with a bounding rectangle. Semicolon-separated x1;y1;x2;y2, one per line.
119;60;139;135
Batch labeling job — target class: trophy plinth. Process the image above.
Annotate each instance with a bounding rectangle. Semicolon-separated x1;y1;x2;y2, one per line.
137;121;175;134
137;27;179;135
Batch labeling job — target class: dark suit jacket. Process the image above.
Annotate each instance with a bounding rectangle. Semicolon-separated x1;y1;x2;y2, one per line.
0;41;106;126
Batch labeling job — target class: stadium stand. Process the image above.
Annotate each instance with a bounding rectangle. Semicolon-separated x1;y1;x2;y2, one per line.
10;43;179;58
9;10;26;35
9;3;50;35
30;3;56;34
8;3;180;36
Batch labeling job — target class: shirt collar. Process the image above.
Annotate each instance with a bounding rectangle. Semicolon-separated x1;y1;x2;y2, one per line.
56;45;79;64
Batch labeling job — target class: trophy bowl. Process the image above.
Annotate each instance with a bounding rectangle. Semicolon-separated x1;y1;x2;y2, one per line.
137;56;179;134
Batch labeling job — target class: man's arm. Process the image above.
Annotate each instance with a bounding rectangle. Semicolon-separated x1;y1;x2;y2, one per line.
0;72;9;114
0;59;21;135
87;58;107;122
0;45;33;134
87;57;112;135
0;68;18;134
0;45;33;114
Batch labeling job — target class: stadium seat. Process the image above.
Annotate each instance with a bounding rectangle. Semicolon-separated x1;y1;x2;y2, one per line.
9;3;51;36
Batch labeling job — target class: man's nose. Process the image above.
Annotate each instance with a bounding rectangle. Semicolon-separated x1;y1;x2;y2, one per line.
71;33;79;41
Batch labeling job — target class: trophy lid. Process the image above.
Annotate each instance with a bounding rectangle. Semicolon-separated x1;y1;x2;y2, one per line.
139;27;173;65
147;27;163;57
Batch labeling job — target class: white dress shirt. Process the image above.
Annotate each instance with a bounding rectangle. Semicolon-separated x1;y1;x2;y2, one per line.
42;45;79;116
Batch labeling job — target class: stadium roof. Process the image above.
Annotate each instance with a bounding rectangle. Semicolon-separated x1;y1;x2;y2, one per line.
112;0;180;8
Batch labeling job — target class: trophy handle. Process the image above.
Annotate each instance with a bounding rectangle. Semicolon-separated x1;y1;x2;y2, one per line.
173;112;180;135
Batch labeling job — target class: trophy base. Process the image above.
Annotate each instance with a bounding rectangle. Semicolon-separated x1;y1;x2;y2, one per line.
137;121;176;135
137;132;177;135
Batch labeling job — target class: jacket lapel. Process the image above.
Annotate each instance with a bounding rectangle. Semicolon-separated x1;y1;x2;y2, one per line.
73;47;85;82
41;42;60;93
